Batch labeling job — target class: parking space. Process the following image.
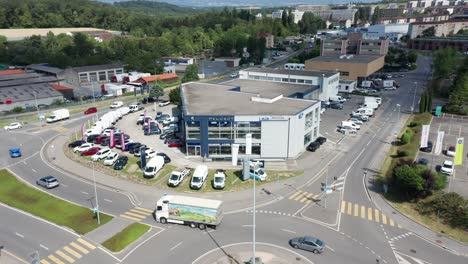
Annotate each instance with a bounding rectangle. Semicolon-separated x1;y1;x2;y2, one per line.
417;114;468;198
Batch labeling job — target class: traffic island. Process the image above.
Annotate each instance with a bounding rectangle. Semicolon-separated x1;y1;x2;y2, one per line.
101;222;151;252
0;169;112;234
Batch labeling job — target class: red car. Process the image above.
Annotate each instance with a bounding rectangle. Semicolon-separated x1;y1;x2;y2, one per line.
84;107;98;115
94;135;109;144
167;141;184;148
81;147;101;156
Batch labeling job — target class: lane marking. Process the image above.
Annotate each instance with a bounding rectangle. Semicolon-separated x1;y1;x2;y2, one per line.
129;208;152;215
382;214;387;225
81;191;89;195
325;245;335;252
354;204;359;217
368;208;373;221
170;242;183;251
32;168;37;173
40;259;51;264
125;212;147;218
135;207;153;213
347;202;352;215
289;190;302;200
55;250;74;263
40;244;49;250
341;201;346;214
15;232;25;238
281;229;297;234
374;209;380;223
104;199;112;203
361;205;366;219
61;184;68;188
120;214;141;221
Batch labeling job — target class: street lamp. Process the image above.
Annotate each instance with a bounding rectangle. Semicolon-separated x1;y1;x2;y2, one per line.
33;91;42;127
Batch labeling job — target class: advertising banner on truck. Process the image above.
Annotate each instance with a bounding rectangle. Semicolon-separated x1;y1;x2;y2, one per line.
168;204;219;224
454;138;464;165
420;125;430;148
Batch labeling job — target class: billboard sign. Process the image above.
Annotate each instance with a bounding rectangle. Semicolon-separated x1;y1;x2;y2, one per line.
454;138;464;165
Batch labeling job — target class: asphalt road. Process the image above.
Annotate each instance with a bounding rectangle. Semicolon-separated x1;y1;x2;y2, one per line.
1;56;467;264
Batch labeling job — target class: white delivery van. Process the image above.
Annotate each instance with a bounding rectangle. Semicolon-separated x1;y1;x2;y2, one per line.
360;102;379;109
129;104;139;112
355;107;374;117
143;156;165;178
365;96;382;105
118;106;130;116
190;165;209;190
341;121;361;130
46;109;70;123
329;95;346;103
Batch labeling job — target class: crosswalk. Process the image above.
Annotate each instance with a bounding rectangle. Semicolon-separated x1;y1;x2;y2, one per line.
120;207;153;222
340;200;402;228
40;238;96;264
288;190;321;204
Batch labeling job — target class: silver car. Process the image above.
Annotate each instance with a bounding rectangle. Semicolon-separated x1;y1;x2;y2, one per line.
36;176;59;189
289;236;325;254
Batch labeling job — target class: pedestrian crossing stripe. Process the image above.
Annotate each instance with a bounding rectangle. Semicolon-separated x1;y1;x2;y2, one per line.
41;238;96;264
288;190;319;204
120;207;153;222
341;201;401;228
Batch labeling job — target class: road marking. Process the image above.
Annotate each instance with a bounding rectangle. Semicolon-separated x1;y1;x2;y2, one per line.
361;205;366;218
125;211;147;218
104;199;112;203
15;232;24;238
242;225;254;227
390;219;395;227
40;259;51;264
368;208;373;221
354;204;359;217
294;191;304;201
63;246;82;259
340;201;346;214
69;242;89;254
40;244;49;250
81;191;89;195
32;168;37;173
325;245;335;252
347;202;352;215
55;250;74;263
374;209;380;223
170;242;183;251
281;229;297;234
47;255;65;264
77;238;96;250
120;214;142;221
135;207;153;213
382;213;387;225
289;190;302;200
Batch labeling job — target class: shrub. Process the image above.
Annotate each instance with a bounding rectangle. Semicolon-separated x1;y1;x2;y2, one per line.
417;192;468;229
393;165;425;196
11;106;24;113
397;150;409;157
400;129;414;145
408;121;421;127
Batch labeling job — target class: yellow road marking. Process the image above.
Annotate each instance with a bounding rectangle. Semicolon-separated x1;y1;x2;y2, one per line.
135;207;153;213
48;255;65;264
374;209;380;223
382;213;387;225
313;194;319;199
69;242;89;254
288;191;302;200
304;193;315;203
55;250;74;263
341;201;346;214
125;212;147;218
76;238;96;250
390;219;395;227
120;214;142;221
63;246;82;259
368;208;373;221
41;260;52;264
354;204;359;217
347;202;352;215
294;191;305;201
130;208;152;215
361;206;366;218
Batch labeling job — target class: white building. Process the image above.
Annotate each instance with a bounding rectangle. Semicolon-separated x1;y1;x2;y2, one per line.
408;0;466;9
272;10;284;19
292;10;305;24
366;24;410;41
338;80;357;93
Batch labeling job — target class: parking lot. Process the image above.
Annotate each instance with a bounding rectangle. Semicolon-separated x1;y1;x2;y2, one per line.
416;114;468;198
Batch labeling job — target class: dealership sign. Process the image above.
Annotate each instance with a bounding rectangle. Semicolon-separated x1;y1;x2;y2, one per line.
434;131;444;155
454;138;464;165
420;125;430;148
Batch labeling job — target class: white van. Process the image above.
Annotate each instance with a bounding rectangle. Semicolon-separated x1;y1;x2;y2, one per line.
129;104;139;112
329;95;346;103
360;102;379;109
190;165;209;190
143;156;165;178
341;121;360;130
162;117;179;126
354;107;374;117
338;126;357;134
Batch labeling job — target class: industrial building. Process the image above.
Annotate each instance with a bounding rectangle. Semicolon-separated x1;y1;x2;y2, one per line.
366;24;410;41
407;36;468;52
180;81;321;160
320;33;389;56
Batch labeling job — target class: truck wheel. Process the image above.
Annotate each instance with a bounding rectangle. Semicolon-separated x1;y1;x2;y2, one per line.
160;218;167;224
198;223;206;230
189;222;197;228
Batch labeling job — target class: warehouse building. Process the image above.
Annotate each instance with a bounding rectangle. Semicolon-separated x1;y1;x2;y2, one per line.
181;81;321;160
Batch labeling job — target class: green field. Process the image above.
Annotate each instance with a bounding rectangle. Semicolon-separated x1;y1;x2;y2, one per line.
0;169;112;234
102;223;150;252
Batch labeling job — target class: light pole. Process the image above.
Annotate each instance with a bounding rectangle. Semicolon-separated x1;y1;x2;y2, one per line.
33;92;42;126
412;82;417;114
92;163;100;224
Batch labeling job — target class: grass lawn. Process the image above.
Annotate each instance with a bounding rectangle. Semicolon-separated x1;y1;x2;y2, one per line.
0;169;112;234
158;167;303;193
102;222;150;252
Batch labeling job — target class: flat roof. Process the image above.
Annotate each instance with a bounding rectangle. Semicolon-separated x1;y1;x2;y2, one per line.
242;67;337;77
0;73;41;81
306;54;383;64
0;76;58;88
0;83;62;103
70;63;123;73
27;64;64;74
223;79;318;99
182;82;318;116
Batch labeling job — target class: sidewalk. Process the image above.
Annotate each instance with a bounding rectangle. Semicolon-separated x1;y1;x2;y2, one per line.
0;250;27;264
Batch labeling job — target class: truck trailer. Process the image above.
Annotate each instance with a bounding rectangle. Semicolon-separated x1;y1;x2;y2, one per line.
154;195;223;229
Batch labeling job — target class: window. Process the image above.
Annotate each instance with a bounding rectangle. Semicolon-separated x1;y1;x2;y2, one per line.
304;132;312;145
220;144;231;155
252;144;261;155
209;145;220;155
79;73;88;83
250;122;261;139
235;122;261;140
289;79;297;83
107;70;115;79
305;80;313;84
298;79;305;84
282;78;289;82
98;71;106;81
305;111;313;130
340;71;349;76
314;108;319;123
89;72;98;82
208;121;233;140
186;121;201;140
116;69;123;74
313;127;318;138
236;122;250;139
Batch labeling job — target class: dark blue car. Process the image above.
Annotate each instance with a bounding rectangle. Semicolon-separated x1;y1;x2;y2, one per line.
9;148;21;158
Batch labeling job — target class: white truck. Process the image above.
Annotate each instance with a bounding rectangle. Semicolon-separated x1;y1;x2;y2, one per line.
154;195;223;229
383;80;395;89
360;101;379;109
364;96;381;106
46;109;70;123
361;80;375;88
167;168;191;187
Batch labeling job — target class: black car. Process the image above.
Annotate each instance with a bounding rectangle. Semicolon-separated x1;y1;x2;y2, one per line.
147;97;159;103
68;140;85;148
144;128;161;135
124;142;141;151
160;131;175;140
307;142;320;152
419;141;433;153
113;156;129;170
114;133;130;140
328;102;343;110
157;152;171;163
315;137;327;145
129;144;146;154
86;134;100;143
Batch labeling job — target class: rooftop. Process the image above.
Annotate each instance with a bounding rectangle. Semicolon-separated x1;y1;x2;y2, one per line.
27;64;64;74
50;84;74;91
0;76;58;88
0;69;25;75
241;67;337;77
0;83;62;103
182;82;318;116
306;54;383;64
135;73;178;83
70;63;123;73
223;79;319;99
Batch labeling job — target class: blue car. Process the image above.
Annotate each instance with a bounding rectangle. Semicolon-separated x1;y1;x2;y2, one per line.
9;148;21;158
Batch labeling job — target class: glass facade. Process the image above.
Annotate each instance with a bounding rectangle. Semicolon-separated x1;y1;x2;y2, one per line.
208;121;233;140
305;111;313;130
186;121;201;140
304;131;312;146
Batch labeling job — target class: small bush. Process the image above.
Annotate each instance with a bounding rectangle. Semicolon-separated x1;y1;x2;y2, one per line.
408;121;421;127
397;150;409;157
417;192;468;229
11;106;24;113
400;129;414;145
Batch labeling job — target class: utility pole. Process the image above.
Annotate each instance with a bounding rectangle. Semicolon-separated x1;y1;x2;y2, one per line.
412;82;417;114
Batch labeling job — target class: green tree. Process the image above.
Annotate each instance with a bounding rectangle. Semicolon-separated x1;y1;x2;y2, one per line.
418;192;468;228
433;48;457;79
421;26;436;37
169;87;181;106
393;165;425;197
426;91;433;112
371;7;381;24
150;83;164;98
408;50;418;64
288;9;294;26
281;10;288;27
182;64;199;83
419;92;426;113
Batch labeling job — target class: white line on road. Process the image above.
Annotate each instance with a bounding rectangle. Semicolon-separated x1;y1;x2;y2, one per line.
40;244;49;250
15;232;24;238
242;225;254;227
170;242;183;251
81;191;89;195
61;184;68;187
325;245;335;252
281;229;297;234
104;199;113;203
31;168;37;173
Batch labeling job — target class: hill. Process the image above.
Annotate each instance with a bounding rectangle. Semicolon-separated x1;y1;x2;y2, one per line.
113;1;204;15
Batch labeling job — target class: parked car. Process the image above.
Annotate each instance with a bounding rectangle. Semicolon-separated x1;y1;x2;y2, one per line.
307;142;320;152
36;176;59;189
440;160;454;175
84;107;97;115
212;169;226;190
145;149;158;159
9;148;21;158
68;140;85;148
419;141;433;153
124;142;141;151
446;146;456;157
113;156;129;170
289;236;325;254
159;100;170;107
134;147;152;157
73;143;95;153
86;134;100;143
230;72;239;78
4;122;22;131
168;141;184;148
81;147;101;156
157;152;171;163
417;158;429;166
103;152;119;166
91;148;111;161
110;101;123;109
160;131;176;140
315;137;327;145
156;114;170;123
328;102;343;110
348;118;363;125
95;135;109;144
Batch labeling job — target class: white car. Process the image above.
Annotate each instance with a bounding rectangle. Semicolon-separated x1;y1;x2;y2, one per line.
145;150;157;159
103;152;119;166
110;101;123;109
73;143;95;153
440;160;454;175
348;118;363;125
102;128;121;137
384;87;397;91
91;148;111;161
159;100;170;107
230;72;239;78
4;122;22;131
446;146;456;157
